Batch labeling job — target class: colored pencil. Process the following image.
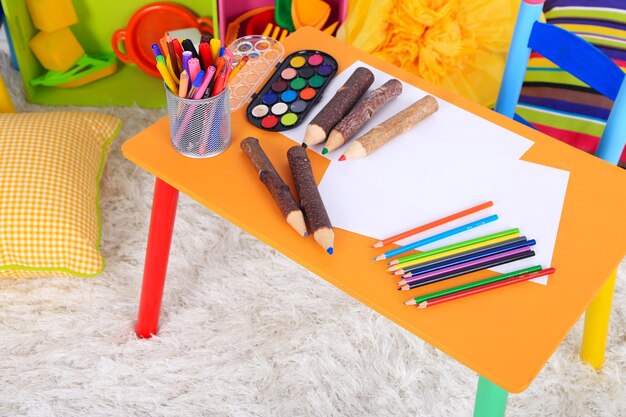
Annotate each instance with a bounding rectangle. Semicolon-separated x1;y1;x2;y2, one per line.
165;34;180;77
159;37;169;58
400;239;535;278
392;236;527;275
414;268;556;308
397;250;535;291
389;233;521;273
372;201;494;248
398;246;533;285
374;214;498;261
387;228;520;268
404;265;543;305
228;56;249;83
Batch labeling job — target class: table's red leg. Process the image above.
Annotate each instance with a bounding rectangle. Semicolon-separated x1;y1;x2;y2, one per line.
135;177;179;338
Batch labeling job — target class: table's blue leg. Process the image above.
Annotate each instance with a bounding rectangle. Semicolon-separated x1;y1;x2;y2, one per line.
474;376;509;417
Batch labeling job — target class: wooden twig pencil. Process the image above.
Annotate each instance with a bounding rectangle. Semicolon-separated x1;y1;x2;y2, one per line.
287;146;334;254
323;79;403;154
339;95;439;161
241;137;307;237
303;67;374;147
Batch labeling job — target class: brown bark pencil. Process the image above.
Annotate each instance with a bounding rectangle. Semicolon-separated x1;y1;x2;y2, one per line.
241;137;307;237
303;67;374;147
323;79;403;154
339;95;439;161
287;146;335;254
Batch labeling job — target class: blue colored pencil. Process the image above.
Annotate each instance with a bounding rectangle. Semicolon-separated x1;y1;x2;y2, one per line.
401;239;536;278
393;236;528;275
374;214;499;261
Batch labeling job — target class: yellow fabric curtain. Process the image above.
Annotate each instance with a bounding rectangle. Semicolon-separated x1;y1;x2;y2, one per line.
337;0;520;107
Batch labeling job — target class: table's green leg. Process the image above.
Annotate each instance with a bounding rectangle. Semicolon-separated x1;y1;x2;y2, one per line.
474;376;509;417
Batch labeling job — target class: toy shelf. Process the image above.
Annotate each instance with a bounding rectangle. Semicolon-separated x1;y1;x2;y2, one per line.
1;0;218;107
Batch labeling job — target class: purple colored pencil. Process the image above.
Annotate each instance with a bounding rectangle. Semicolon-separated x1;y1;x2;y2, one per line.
403;246;533;285
398;250;536;291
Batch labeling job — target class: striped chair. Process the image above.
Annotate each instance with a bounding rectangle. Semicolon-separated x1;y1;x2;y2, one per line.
475;1;626;416
516;0;626;168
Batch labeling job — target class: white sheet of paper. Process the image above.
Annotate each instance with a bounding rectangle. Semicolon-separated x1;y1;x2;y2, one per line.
282;62;534;160
282;62;570;285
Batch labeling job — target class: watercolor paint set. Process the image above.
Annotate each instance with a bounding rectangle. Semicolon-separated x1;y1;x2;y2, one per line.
246;50;338;131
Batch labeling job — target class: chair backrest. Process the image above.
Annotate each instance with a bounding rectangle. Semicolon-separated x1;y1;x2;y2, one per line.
496;0;626;165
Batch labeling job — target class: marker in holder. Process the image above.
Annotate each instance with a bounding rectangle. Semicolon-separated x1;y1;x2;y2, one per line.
164;84;231;158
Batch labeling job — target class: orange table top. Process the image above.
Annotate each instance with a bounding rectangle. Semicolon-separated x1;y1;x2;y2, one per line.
123;27;626;393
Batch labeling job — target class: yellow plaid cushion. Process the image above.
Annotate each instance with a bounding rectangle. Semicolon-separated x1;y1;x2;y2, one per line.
0;112;121;278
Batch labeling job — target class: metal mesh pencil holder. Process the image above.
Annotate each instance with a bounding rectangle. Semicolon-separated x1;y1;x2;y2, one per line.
165;85;231;158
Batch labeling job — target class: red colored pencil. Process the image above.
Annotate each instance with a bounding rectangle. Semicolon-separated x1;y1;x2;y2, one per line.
416;268;556;309
371;201;494;248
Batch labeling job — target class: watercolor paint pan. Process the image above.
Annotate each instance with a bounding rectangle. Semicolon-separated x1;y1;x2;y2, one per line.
227;35;285;111
246;50;338;131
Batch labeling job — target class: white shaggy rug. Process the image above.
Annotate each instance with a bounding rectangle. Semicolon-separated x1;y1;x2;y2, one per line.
1;51;625;417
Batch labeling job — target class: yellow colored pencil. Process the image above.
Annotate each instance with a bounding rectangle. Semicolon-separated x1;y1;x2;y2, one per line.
228;56;249;83
387;233;520;273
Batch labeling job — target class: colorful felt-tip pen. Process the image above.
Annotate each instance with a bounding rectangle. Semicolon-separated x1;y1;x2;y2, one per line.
193;66;216;99
187;69;204;99
182;51;193;76
151;43;162;58
156;55;178;94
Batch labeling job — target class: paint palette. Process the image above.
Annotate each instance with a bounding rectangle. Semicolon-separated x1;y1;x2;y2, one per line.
227;35;285;110
246;50;338;131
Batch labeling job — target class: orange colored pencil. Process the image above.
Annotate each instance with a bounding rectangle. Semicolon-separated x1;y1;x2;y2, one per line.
415;268;556;309
371;201;494;248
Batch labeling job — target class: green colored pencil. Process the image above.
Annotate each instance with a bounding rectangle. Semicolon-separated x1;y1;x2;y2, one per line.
404;265;543;305
388;228;520;266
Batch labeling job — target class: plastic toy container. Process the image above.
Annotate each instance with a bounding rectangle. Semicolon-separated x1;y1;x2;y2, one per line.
0;0;218;107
